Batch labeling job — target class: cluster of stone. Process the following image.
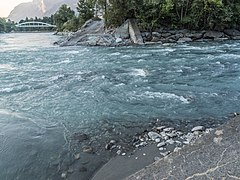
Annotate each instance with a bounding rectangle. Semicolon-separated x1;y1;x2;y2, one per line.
142;29;240;44
132;125;214;161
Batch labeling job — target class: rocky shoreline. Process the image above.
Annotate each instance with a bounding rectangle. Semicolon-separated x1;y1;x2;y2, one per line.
92;113;239;180
54;115;227;180
54;19;240;47
126;115;240;180
143;28;240;44
104;121;215;158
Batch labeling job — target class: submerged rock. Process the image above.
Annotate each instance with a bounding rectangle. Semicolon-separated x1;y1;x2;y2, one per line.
74;153;81;160
82;146;94;153
204;31;224;39
79;167;87;172
71;133;89;142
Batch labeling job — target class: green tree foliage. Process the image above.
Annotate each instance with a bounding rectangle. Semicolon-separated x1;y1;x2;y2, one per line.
77;0;94;25
136;2;161;32
53;4;75;31
104;0;130;27
0;18;15;33
100;0;240;30
52;1;97;32
189;0;231;30
63;16;80;31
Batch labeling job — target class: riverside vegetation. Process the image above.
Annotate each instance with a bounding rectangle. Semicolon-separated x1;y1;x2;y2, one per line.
53;0;240;33
0;18;15;33
52;0;240;46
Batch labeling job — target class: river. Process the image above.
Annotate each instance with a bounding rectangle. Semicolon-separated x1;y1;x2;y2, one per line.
0;33;240;179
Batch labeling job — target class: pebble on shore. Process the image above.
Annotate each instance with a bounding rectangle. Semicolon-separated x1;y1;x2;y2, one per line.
102;118;215;167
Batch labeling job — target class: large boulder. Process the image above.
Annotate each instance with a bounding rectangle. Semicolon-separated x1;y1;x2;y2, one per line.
75;34;116;46
115;20;130;39
224;29;240;37
177;37;192;43
128;19;144;44
203;31;224;39
185;32;203;40
231;36;240;40
57;19;106;46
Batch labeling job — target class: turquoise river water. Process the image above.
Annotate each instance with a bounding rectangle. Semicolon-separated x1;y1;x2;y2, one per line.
0;33;240;179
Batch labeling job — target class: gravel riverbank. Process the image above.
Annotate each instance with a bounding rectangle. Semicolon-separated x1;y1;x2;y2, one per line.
91;116;228;180
126;115;240;180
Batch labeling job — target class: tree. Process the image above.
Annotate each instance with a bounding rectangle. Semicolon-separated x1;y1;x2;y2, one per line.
0;19;5;32
137;2;162;32
63;16;80;31
0;18;16;33
104;0;131;27
53;4;75;31
77;0;94;25
189;0;231;30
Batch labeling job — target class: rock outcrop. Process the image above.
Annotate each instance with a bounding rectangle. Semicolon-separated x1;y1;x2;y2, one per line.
56;19;143;47
55;17;240;47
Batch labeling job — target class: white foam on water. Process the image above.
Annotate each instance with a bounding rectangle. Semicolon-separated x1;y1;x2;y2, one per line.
130;69;148;77
217;53;240;59
115;83;125;87
136;53;150;58
0;108;24;119
0;64;15;70
209;93;218;97
66;50;79;54
0;108;14;115
109;52;121;56
147;91;189;103
58;59;71;64
0;85;32;94
0;87;14;93
121;55;131;58
137;59;145;62
133;91;189;104
50;74;65;81
176;69;183;73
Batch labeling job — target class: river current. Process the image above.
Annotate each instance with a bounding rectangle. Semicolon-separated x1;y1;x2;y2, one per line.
0;33;240;179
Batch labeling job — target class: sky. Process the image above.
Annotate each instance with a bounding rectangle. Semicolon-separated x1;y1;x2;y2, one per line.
0;0;31;17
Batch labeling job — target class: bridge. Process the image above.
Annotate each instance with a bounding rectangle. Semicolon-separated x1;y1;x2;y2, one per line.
16;21;56;28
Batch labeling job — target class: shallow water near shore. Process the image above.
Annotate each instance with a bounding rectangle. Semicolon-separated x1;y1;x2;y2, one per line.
0;33;240;179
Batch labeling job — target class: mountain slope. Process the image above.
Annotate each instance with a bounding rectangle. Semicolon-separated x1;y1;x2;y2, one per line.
8;0;78;22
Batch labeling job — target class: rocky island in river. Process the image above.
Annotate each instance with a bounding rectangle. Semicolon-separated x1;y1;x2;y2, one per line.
55;18;240;47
